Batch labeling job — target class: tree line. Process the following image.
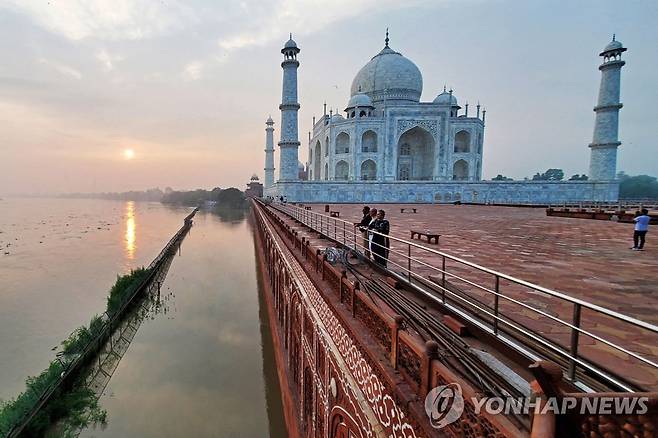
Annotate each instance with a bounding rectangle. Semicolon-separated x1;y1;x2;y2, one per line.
491;170;658;199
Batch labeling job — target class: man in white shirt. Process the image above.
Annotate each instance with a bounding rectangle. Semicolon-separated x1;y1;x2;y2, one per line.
632;208;651;250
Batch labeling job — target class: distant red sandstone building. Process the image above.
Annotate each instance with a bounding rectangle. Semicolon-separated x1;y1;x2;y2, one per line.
245;174;263;198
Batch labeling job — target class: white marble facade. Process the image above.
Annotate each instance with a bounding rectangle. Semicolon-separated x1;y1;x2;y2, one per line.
264;35;622;203
306;37;484;185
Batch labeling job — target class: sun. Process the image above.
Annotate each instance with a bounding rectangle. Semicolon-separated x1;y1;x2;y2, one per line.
123;149;135;160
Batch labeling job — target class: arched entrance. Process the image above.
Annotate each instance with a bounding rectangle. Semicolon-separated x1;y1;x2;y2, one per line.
454;130;470;153
360;160;376;180
335;160;349;180
361;130;377;153
314;141;322;180
453;159;469;180
396;126;435;180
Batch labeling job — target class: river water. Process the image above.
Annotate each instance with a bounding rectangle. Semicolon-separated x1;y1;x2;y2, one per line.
0;198;286;437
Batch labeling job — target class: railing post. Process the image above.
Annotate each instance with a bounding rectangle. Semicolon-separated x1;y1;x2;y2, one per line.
342;222;346;246
391;315;403;369
421;341;439;398
441;256;446;304
407;243;412;282
568;303;582;381
493;275;500;335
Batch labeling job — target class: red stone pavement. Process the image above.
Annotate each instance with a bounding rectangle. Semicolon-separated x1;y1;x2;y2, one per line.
301;203;658;390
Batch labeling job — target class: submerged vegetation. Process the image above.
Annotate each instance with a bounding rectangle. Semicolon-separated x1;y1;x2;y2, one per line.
0;268;150;436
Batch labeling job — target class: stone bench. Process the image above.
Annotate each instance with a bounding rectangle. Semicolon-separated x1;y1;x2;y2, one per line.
400;207;417;214
410;230;440;244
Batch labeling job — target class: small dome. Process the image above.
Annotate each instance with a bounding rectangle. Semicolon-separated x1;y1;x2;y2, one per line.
266;115;274;123
600;35;626;56
603;39;622;52
346;93;373;109
433;90;458;106
330;114;345;123
284;36;298;49
251;174;259;181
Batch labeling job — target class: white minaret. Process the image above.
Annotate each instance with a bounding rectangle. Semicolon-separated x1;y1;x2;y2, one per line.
278;34;301;181
589;35;627;181
264;116;275;188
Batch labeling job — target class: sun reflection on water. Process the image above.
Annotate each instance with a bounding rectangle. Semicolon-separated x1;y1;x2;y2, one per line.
125;201;136;260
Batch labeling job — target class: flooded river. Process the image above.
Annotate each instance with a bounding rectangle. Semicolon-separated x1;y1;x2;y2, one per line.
0;198;286;437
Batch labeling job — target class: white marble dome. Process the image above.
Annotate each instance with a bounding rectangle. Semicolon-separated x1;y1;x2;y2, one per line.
433;90;458;105
350;46;423;103
603;38;623;52
346;93;373;108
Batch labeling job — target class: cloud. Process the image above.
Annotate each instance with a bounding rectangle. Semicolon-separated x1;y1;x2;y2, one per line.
2;0;197;41
216;0;428;52
96;49;122;71
182;61;203;81
38;58;82;79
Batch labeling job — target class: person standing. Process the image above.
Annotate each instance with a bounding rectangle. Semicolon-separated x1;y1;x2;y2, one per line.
365;208;377;258
370;210;390;267
632;208;651;250
354;206;371;256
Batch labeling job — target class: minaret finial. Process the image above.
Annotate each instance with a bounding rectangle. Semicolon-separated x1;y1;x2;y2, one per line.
443;84;447;92
290;32;292;40
385;28;389;48
612;33;616;41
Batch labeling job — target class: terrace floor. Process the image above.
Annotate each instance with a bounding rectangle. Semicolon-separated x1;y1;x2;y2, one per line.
303;203;658;390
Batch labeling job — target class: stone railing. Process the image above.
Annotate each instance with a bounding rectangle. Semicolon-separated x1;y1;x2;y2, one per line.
253;199;527;437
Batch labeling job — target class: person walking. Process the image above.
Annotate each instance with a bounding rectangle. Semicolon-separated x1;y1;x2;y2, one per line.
632;208;651;250
369;209;390;267
354;206;371;256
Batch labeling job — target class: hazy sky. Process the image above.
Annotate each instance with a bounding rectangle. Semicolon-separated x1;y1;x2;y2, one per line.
1;0;656;195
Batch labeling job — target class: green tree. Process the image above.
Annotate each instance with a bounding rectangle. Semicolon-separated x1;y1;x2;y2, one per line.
215;187;246;206
532;168;564;181
569;174;589;181
619;175;658;199
492;174;513;181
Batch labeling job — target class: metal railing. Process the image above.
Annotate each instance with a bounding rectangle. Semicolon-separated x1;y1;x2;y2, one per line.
269;201;658;393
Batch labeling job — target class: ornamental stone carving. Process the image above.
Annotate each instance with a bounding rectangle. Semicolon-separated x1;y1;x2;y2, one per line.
396;119;438;138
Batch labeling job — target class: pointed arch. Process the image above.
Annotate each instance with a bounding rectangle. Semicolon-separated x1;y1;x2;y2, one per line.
453;159;469;180
314;141;322;180
335;160;349;180
454;130;470;153
360;159;376;180
335;132;350;154
361;130;377;153
396;126;435;180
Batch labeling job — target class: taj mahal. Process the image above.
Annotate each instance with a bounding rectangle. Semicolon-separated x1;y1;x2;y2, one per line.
262;32;626;204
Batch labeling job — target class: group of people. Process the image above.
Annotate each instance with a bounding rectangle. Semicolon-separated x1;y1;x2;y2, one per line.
355;206;390;267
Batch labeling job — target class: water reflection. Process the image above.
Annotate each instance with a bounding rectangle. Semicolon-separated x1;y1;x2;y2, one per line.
210;204;248;224
124;201;136;259
49;240;179;437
